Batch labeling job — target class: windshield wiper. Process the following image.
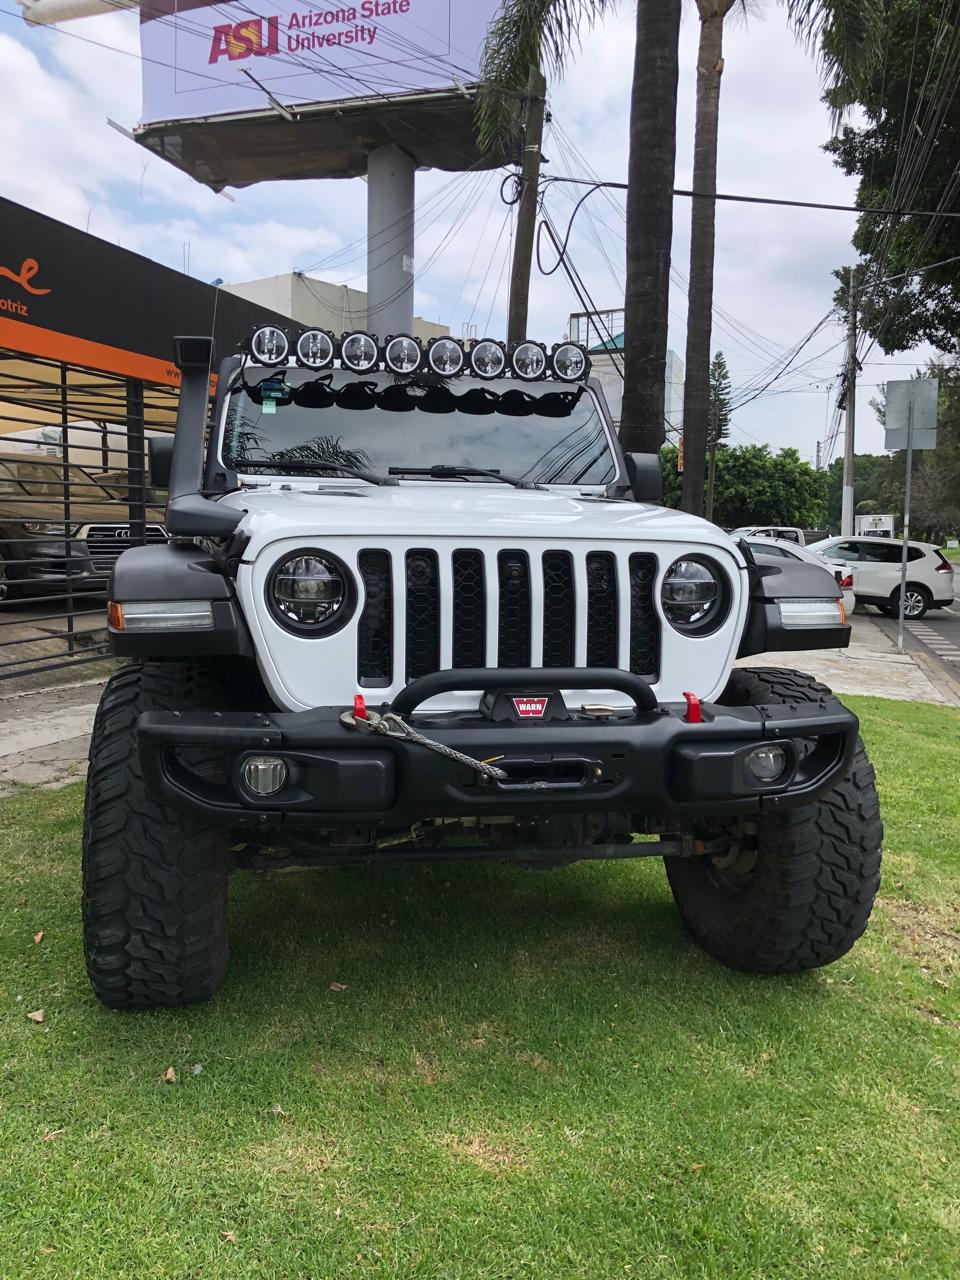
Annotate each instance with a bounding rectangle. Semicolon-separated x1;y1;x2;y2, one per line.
388;465;540;490
231;459;397;486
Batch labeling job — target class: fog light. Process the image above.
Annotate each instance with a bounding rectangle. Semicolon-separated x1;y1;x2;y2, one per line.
745;744;787;784
241;755;288;796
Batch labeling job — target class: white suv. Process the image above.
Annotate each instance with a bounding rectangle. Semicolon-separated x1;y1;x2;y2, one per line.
809;536;955;619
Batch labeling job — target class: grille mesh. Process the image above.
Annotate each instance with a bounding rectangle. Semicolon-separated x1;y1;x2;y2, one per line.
452;550;486;668
541;551;575;667
357;550;393;685
405;549;440;680
497;551;531;667
585;551;618;667
628;553;660;677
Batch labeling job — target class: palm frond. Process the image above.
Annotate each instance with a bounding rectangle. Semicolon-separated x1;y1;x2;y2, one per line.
476;0;618;153
781;0;885;120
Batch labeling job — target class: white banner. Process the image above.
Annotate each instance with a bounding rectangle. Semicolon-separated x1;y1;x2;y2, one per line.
139;0;502;125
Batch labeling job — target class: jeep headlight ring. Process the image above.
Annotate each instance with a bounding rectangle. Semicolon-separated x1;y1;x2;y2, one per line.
661;555;730;635
266;549;357;636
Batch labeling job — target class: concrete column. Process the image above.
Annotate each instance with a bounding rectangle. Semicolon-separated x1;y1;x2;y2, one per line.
366;143;415;339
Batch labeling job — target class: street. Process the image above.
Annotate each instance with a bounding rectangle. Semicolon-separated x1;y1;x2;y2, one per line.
868;567;960;686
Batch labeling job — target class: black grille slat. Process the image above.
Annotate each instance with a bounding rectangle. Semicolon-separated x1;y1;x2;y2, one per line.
405;549;440;680
541;551;575;667
586;552;618;667
497;551;531;667
452;550;486;668
629;553;660;678
357;550;393;685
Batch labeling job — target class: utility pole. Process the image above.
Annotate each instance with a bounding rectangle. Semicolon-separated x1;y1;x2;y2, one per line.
841;273;857;536
507;65;546;347
705;407;718;523
815;439;822;471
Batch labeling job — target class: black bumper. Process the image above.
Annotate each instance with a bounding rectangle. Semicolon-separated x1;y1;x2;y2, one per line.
136;669;858;832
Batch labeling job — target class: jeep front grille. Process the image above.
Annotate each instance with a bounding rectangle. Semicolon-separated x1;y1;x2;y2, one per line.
356;547;659;687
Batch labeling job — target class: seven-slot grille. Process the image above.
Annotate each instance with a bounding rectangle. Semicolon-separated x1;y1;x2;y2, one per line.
356;546;659;687
82;523;167;574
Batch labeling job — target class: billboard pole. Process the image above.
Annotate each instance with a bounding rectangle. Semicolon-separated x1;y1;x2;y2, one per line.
367;143;416;339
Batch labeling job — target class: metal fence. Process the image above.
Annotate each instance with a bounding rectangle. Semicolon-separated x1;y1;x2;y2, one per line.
0;349;177;685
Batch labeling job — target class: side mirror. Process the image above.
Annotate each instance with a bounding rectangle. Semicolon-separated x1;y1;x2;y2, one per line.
148;436;174;491
623;452;663;503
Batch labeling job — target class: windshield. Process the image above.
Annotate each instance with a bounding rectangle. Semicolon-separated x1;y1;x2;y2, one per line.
220;370;617;487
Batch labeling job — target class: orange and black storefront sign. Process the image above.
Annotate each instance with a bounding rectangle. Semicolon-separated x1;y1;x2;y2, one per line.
0;195;288;385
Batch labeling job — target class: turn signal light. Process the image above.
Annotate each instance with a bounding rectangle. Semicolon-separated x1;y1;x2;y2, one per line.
107;601;123;630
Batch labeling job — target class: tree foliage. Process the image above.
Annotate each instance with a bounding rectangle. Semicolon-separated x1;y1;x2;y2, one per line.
709;350;733;446
662;442;827;527
824;0;960;354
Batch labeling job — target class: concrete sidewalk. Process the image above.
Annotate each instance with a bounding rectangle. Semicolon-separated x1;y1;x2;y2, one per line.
1;613;957;798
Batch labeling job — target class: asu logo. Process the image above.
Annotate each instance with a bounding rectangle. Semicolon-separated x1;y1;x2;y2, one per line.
208;16;280;64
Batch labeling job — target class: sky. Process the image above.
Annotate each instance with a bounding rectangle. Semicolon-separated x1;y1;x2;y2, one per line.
0;1;935;462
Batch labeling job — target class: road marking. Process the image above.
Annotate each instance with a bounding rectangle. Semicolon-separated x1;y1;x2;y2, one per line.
906;621;960;663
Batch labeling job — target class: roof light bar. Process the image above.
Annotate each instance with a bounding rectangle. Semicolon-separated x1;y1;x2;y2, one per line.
250;325;289;366
340;331;379;373
426;335;465;376
383;334;423;374
296;328;335;370
468;338;507;379
509;340;547;381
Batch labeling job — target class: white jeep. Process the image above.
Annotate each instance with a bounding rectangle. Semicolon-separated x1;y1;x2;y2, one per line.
82;328;882;1008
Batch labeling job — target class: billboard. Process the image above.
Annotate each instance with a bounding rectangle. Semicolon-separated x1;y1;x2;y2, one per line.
140;0;503;125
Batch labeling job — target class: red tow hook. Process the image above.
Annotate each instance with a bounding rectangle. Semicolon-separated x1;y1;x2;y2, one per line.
682;691;702;724
353;693;368;722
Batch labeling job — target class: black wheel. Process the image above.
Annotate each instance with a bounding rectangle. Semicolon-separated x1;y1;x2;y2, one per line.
888;584;930;620
665;667;882;974
83;662;232;1009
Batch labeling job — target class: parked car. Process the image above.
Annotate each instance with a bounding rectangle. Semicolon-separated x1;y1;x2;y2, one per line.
808;535;955;619
745;536;856;616
0;454;166;602
80;326;884;1009
731;524;807;546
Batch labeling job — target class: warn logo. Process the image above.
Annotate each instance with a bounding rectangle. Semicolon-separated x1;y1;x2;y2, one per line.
208;16;279;63
512;696;549;719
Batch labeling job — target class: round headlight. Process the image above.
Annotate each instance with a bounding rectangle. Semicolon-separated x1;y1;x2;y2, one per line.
469;339;506;379
384;334;422;374
267;551;355;634
510;340;547;381
427;336;465;376
296;328;334;369
661;557;727;632
340;331;379;373
251;325;289;366
551;342;589;381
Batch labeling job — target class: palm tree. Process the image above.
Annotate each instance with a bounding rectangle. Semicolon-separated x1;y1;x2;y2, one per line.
479;0;682;453
679;0;883;515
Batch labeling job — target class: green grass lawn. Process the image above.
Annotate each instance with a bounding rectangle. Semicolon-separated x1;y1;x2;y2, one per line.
2;696;958;1279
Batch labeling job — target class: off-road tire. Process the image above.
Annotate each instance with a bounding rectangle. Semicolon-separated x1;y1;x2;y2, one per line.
665;667;882;974
83;661;231;1008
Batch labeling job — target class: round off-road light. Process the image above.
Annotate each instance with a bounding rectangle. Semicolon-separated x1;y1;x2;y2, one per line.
241;755;288;797
745;744;787;784
427;336;465;376
295;328;334;369
510;340;547;381
339;331;379;373
550;342;589;381
250;325;289;366
384;334;422;374
468;339;506;379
